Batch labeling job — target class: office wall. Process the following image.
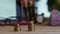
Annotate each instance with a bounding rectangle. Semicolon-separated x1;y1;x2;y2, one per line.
0;0;16;18
35;0;50;18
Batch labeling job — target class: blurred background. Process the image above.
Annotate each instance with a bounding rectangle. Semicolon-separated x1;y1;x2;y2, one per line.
0;0;59;25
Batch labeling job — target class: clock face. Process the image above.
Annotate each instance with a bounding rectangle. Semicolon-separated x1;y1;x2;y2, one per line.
36;16;43;23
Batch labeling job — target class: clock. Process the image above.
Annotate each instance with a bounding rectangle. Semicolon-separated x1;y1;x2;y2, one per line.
36;15;44;23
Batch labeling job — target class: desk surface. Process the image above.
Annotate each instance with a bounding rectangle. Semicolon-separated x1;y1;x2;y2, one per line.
0;25;60;34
